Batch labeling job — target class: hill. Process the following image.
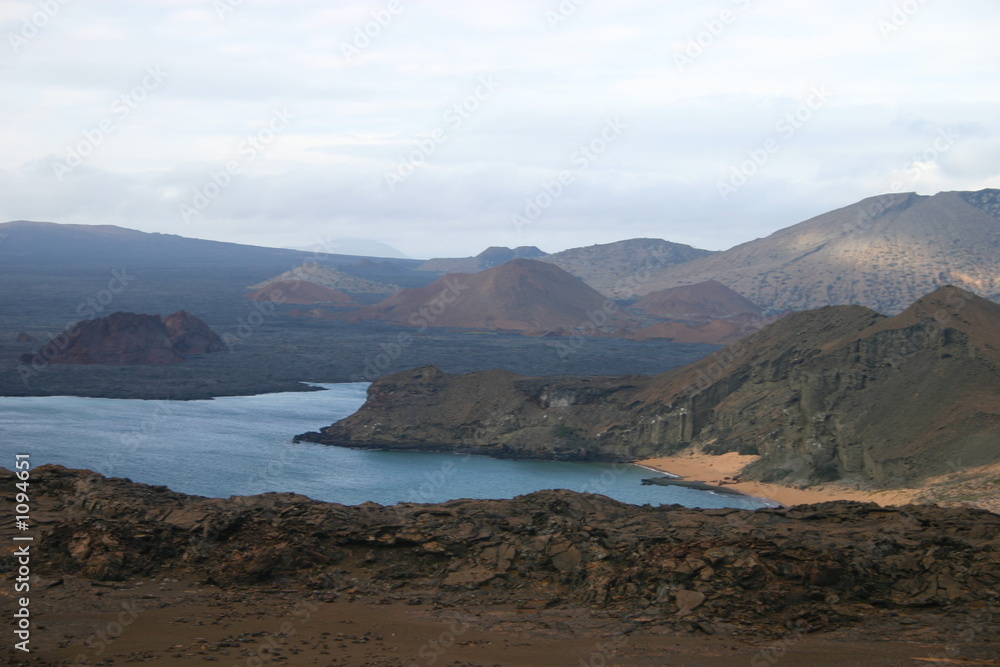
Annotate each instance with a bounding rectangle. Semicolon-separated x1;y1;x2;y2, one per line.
243;281;355;306
633;189;1000;313
539;238;715;298
299;286;1000;509
332;258;630;333
417;245;547;273
632;280;763;321
248;263;398;294
19;310;225;366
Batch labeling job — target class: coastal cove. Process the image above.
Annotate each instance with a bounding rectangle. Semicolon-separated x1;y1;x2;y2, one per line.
0;383;774;509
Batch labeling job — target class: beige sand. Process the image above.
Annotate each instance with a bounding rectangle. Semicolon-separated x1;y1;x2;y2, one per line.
635;451;921;508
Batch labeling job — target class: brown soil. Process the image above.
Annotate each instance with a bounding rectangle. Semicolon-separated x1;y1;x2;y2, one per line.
4;576;997;666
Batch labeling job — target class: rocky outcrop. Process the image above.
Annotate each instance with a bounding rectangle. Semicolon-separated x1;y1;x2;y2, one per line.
7;465;999;636
303;287;1000;495
22;310;225;365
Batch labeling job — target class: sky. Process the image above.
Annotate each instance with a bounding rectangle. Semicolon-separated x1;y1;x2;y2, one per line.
1;0;998;259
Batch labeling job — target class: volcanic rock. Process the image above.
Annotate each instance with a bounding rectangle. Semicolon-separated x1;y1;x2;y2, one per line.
162;309;228;354
6;465;999;637
24;310;225;365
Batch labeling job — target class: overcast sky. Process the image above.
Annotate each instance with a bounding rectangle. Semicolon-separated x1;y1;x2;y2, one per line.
1;0;998;258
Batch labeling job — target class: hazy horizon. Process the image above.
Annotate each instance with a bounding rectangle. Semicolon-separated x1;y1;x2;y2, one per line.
2;1;998;258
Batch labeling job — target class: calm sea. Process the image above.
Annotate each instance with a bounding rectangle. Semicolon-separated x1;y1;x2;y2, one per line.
0;383;772;509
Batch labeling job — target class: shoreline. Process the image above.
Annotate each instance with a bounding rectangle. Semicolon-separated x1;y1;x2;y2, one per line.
634;452;921;508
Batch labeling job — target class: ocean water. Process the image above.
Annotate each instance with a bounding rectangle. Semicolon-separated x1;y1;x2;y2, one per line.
0;383;771;509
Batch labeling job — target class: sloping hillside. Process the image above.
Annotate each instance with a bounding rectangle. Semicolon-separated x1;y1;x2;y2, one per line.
632;280;762;321
539;238;714;298
248;263;398;294
633;190;1000;313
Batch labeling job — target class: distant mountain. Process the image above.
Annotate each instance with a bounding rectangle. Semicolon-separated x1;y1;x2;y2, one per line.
632;280;762;322
249;263;398;294
538;239;715;298
417;246;547;273
290;238;409;259
635;189;1000;313
0;221;421;269
330;258;631;333
302;286;1000;508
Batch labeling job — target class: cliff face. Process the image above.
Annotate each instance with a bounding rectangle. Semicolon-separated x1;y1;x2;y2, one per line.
302;286;1000;489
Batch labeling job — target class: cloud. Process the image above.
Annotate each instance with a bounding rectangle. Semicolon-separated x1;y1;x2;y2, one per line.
0;0;998;258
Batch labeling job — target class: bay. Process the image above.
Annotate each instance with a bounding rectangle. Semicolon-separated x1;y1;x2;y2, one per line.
0;383;772;509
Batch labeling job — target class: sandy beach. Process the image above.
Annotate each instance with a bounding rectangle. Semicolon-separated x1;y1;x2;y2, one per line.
635;452;921;508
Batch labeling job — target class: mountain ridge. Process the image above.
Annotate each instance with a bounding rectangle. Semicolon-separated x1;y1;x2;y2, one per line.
634;189;1000;313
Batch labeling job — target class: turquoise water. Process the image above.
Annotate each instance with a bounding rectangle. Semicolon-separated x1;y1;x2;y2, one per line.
0;383;772;509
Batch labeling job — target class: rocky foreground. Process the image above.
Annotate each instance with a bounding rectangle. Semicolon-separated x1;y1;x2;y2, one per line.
2;466;998;665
